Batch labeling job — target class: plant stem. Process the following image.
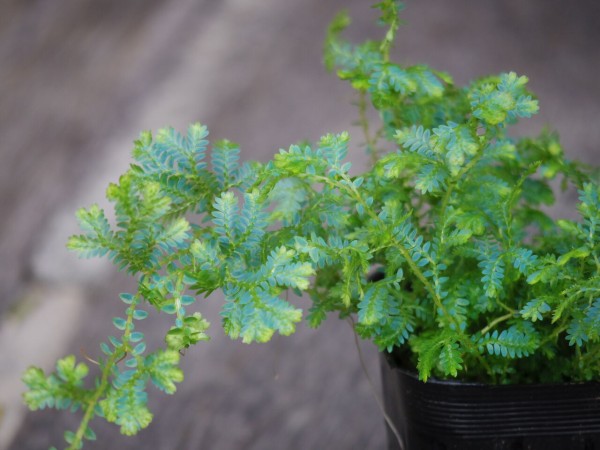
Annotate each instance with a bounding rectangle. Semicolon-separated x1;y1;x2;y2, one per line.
67;296;139;450
347;316;404;450
479;311;515;336
357;90;379;165
67;349;123;450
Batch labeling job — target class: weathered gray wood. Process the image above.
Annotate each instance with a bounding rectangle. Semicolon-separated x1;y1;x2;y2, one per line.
2;0;598;448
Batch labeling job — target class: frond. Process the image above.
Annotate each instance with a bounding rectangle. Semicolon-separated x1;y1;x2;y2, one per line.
212;140;240;190
475;326;539;358
477;244;505;298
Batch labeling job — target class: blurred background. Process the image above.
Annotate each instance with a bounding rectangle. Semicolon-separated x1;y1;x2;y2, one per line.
0;0;598;449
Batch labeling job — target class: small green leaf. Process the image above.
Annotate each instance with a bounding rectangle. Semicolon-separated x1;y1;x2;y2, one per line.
112;317;127;330
556;246;590;266
109;336;121;348
84;426;97;441
130;332;144;343
133;310;148;320
132;342;147;356
64;431;77;446
181;295;195;306
161;304;177;314
119;293;134;304
100;342;112;355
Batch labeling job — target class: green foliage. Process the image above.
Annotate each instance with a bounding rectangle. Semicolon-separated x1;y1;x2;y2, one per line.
470;72;539;125
23;356;90;411
165;313;210;351
24;2;600;449
475;326;539;359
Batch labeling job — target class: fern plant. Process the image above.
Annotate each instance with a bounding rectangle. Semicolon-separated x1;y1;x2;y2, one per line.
23;1;599;448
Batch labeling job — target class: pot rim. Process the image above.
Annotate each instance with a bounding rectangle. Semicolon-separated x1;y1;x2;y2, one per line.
382;352;600;389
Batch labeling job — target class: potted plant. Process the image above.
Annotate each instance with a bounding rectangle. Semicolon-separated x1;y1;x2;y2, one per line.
23;1;599;449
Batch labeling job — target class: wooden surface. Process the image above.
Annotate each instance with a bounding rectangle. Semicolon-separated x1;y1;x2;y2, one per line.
1;1;598;449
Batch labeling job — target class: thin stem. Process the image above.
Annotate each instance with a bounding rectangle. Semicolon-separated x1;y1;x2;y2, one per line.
497;299;515;314
68;349;124;450
379;6;400;63
67;296;139;450
357;90;379;165
479;311;515;336
348;317;404;450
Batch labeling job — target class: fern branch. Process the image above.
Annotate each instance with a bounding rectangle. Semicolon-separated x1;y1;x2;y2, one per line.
437;130;486;234
68;296;140;450
304;171;460;332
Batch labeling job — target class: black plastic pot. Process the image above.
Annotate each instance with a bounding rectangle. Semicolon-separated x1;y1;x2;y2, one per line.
380;353;600;450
